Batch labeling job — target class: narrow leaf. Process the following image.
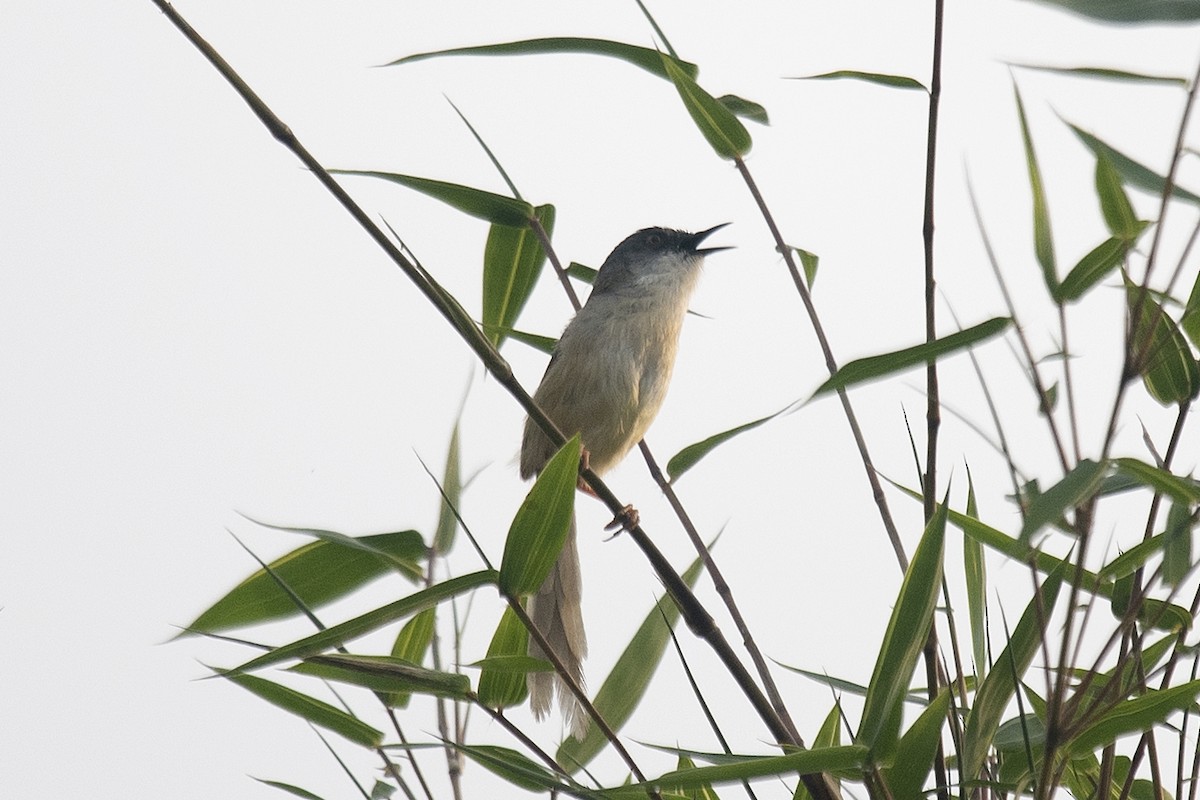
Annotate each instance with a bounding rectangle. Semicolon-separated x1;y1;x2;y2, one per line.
813;317;1009;396
961;568;1064;779
885;690;951;799
1022;0;1200;24
456;743;565;792
233;570;498;673
331;170;533;227
252;778;327;800
716;94;770;125
292;654;471;699
963;473;988;677
499;435;581;596
789;70;927;91
1067;679;1200;756
386;38;699;80
567;262;597;284
857;496;947;751
558;550;706;771
434;423;462;554
612;747;866;795
1055;236;1132;302
221;671;383;748
1009;64;1189;86
1019;459;1107;542
660;53;752;160
1066;122;1200;205
1180;267;1200;347
386;607;436;707
184;530;425;636
483;204;555;347
478;606;532;708
1162;500;1194;587
1015;83;1058;293
1096;154;1141;239
667;402;795;482
1114;457;1200;503
479;325;557;355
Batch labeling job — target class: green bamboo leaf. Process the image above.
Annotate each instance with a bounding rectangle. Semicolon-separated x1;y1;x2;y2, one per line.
557;550;706;771
291;654;471;698
221;670;383;748
667;402;794;482
1055;236;1132;302
814;703;844;748
790;246;820;289
961;568;1064;780
386;607;436;707
434;423;462;555
567;261;597;283
1067;679;1200;756
479;325;557;355
1019;459;1108;542
1096;154;1141;239
788;70;927;91
1066;122;1200;205
456;743;565;792
385;38;699;80
252;778;327;800
183;530;425;636
716;94;770;125
1126;277;1200;405
471;654;552;673
483;204;555;347
233;570;498;673
1009;64;1189;86
660;53;752;160
1015;83;1058;294
670;755;721;800
857;496;947;751
1162;500;1194;588
1022;0;1200;23
478;606;533;708
813;317;1009;396
499;435;580;596
1099;532;1168;581
1114;457;1200;503
963;472;988;677
604;747;866;796
1181;268;1200;347
331;170;533;226
884;690;951;799
1074;635;1177;712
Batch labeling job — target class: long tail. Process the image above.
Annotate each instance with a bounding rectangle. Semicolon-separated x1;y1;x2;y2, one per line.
527;514;589;738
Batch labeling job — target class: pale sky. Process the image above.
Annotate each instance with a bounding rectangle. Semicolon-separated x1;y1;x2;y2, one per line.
3;2;1199;798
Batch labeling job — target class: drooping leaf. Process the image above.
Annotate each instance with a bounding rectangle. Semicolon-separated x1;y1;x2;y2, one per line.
857;496;947;751
1114;458;1200;504
557;549;706;771
232;570;498;673
483;204;555;347
1014;83;1058;294
385;38;699;80
1066;123;1200;205
331;170;533;227
499;435;581;597
963;472;988;677
1020;0;1200;24
1126;277;1200;405
884;690;951;799
220;670;384;748
1067;679;1200;756
1162;500;1195;588
961;568;1064;780
478;606;533;708
667;402;795;482
1019;459;1108;542
716;94;770;125
660;53;752;160
455;743;566;792
184;530;426;636
813;317;1009;396
788;70;927;91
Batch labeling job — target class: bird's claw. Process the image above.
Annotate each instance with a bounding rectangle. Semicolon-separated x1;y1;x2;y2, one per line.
577;447;599;496
604;505;640;536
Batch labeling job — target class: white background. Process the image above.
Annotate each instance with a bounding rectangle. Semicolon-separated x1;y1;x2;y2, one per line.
3;1;1199;798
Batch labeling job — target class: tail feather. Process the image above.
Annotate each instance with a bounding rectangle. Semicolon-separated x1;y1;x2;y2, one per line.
528;515;589;738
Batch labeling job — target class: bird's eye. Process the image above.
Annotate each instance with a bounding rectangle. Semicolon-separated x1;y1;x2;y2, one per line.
646;233;663;247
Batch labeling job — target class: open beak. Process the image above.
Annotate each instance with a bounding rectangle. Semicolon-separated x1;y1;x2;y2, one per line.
689;223;733;256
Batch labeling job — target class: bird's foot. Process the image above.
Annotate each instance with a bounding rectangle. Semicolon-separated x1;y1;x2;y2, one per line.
577;447;598;496
604;504;640;536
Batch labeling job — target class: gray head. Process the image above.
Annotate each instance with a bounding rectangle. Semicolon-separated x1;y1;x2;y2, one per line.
590;224;730;297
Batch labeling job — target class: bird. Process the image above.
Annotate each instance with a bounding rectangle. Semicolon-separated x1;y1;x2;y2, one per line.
519;224;729;737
